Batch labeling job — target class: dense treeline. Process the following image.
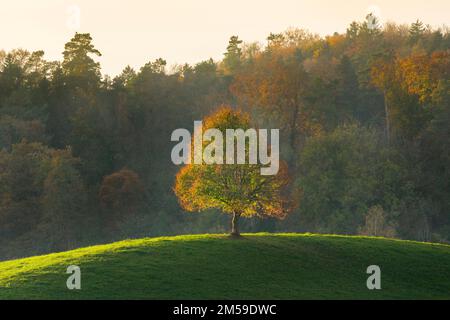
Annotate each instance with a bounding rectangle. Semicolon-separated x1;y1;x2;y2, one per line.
0;16;449;259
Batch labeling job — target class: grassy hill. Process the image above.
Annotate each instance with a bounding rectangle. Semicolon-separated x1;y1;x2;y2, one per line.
0;233;449;299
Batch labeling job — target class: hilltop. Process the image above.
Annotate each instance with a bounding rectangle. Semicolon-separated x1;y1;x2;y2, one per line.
0;233;449;299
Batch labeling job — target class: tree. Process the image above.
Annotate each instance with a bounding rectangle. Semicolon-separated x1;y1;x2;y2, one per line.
364;13;381;34
140;58;167;74
409;20;425;44
0;141;52;239
62;32;102;91
358;205;397;238
41;149;87;250
231;47;311;158
113;65;137;88
398;51;450;104
0;49;52;117
48;33;102;148
371;53;396;143
267;33;286;48
223;36;243;74
346;21;361;39
174;106;292;236
298;124;406;233
0;141;83;245
99;168;145;231
0;115;48;150
335;55;360;121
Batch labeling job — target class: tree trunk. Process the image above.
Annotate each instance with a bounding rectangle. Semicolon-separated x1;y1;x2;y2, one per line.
289;101;300;155
231;212;241;236
384;90;391;145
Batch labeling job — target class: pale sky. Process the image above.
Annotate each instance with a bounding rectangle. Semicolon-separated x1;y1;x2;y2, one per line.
1;0;448;76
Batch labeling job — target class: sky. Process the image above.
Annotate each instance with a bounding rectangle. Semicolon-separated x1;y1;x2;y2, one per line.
1;0;448;76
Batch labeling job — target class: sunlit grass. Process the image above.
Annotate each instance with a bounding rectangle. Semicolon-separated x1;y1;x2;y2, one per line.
0;233;449;299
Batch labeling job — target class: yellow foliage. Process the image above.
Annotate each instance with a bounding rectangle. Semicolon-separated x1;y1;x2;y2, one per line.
174;107;293;219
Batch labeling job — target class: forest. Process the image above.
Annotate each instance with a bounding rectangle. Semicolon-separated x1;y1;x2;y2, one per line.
0;15;449;260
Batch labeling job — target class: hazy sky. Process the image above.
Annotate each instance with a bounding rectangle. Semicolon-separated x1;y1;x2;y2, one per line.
1;0;448;76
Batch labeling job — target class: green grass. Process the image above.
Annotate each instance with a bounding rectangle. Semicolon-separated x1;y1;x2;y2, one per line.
0;233;449;299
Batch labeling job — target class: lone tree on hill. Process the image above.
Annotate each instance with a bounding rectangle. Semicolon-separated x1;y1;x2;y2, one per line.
173;106;293;236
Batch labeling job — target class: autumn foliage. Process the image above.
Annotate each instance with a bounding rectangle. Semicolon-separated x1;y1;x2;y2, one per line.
99;168;145;220
174;106;293;236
